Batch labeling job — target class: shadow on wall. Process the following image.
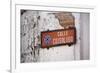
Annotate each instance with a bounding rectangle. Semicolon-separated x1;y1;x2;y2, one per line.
80;13;90;60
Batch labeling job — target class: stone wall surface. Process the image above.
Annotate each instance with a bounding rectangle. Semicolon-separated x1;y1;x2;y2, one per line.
20;10;80;63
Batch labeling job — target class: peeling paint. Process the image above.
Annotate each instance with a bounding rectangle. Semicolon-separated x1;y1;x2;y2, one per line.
20;10;81;63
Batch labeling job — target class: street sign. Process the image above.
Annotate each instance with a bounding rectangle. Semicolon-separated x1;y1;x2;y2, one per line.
41;27;76;48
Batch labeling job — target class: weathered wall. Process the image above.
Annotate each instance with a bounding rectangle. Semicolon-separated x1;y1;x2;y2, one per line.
21;11;39;62
20;10;89;63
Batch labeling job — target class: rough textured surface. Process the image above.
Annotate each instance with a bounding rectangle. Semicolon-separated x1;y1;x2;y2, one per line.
20;10;80;63
54;12;75;28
